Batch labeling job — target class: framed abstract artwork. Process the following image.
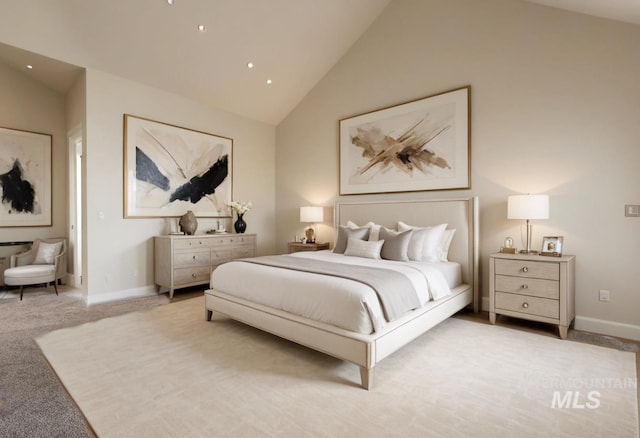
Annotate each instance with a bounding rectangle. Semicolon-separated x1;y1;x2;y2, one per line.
123;115;232;218
0;127;52;227
339;86;470;195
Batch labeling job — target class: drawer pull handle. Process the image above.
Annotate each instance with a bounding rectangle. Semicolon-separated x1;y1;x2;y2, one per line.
191;273;197;278
522;302;529;309
192;255;197;260
522;266;528;273
521;284;528;289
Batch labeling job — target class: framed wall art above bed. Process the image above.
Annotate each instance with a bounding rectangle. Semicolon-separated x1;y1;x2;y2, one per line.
339;86;470;195
0;127;52;227
123;114;233;218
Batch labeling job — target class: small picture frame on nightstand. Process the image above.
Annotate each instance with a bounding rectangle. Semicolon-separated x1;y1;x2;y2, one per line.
541;236;563;257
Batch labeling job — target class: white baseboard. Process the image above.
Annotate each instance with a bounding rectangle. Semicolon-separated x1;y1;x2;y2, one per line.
479;296;640;341
86;285;160;305
574;316;640;342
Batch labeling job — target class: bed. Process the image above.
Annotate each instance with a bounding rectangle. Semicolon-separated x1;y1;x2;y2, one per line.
205;197;479;389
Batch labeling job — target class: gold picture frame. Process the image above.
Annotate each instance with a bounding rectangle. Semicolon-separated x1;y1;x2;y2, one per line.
0;126;52;227
339;86;470;195
123;114;233;218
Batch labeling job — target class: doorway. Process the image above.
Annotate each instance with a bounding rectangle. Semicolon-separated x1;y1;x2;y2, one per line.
68;126;83;289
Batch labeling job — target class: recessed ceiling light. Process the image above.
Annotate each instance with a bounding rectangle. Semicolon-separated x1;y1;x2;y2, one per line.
167;0;174;4
266;79;272;85
26;64;33;69
197;24;206;32
247;62;254;69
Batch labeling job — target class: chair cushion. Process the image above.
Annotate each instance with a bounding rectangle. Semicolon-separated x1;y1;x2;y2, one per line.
33;241;63;264
4;265;56;286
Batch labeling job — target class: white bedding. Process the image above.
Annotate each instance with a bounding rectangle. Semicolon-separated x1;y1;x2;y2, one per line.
210;250;461;335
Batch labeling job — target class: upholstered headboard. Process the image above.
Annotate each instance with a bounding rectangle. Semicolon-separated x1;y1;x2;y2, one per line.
335;197;479;311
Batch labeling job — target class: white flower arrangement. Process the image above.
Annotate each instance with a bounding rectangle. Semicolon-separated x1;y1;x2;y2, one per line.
226;200;252;215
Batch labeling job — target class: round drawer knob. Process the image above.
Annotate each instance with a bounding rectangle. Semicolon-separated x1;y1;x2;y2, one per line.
192;255;197;260
522;284;528;289
191;273;197;278
522;302;529;309
522;266;528;273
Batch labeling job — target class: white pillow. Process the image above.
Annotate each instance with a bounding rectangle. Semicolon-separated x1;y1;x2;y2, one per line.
344;238;384;260
397;222;447;262
438;229;456;261
346;220;383;241
33;241;63;265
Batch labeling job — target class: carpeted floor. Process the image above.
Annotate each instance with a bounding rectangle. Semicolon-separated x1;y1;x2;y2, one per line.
36;296;638;438
0;286;169;438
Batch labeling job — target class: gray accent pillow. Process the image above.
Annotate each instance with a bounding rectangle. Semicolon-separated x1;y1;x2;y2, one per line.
333;226;370;254
379;228;413;261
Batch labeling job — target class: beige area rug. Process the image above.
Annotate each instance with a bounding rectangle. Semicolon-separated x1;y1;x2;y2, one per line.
36;297;638;438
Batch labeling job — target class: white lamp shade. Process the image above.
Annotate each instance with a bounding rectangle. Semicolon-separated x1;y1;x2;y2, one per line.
300;206;323;223
507;195;549;220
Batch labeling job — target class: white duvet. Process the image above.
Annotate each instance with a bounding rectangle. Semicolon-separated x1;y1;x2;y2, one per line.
210;250;457;335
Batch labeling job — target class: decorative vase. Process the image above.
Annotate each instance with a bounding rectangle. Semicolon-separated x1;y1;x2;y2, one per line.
234;213;247;234
179;210;198;235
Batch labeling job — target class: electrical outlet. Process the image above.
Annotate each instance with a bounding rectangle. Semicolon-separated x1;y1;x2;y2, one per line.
599;289;610;302
625;204;640;217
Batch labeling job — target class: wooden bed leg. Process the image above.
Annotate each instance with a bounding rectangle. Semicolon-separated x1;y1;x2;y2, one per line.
360;367;373;390
206;309;213;321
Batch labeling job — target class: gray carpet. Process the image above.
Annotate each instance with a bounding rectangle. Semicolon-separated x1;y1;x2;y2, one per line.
568;329;640;353
0;286;169;438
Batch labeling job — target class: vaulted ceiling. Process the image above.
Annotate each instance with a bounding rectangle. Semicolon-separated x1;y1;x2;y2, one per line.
0;0;638;126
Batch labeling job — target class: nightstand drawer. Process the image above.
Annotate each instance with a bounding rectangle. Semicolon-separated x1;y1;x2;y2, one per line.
494;258;559;280
495;275;559;299
495;292;559;319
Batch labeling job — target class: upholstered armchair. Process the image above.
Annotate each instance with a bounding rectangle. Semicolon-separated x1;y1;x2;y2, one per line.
4;238;67;300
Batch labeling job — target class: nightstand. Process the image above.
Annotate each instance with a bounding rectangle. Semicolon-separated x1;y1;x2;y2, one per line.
287;242;330;253
489;252;575;339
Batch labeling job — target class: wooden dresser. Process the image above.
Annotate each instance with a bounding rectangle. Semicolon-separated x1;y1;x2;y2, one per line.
489;252;575;339
154;234;256;298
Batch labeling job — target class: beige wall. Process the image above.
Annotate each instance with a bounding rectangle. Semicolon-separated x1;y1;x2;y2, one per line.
0;62;68;249
0;63;275;303
83;69;276;302
276;0;640;339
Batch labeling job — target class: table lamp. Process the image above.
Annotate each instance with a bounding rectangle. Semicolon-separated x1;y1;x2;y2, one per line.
507;194;549;254
300;206;323;243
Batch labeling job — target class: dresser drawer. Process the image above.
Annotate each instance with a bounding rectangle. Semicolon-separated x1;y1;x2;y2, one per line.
232;246;255;258
495;275;559;299
173;266;211;285
495;292;559;319
174;238;215;249
174;250;211;268
211;249;233;264
228;235;256;246
494;258;559;280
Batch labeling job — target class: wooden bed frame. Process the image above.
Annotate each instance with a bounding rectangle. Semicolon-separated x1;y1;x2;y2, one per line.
205;197;479;389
